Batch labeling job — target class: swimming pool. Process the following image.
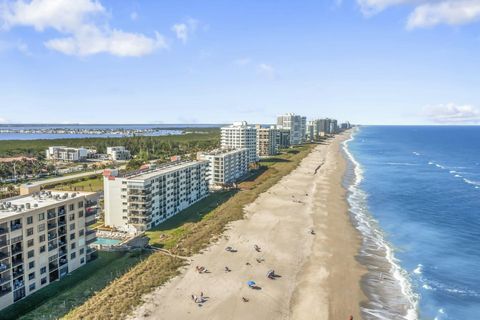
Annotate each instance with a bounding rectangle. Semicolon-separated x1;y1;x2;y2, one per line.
95;238;122;246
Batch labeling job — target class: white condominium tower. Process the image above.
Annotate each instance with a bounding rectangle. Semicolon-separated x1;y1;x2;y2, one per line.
220;121;258;164
276;113;306;145
197;148;249;187
0;191;97;310
103;160;209;234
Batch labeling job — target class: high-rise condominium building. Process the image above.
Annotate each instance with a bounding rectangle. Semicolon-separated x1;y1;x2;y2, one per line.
220;121;258;164
276;128;291;149
106;146;131;161
197;148;248;187
103;160;209;234
276;113;306;145
255;126;278;157
0;191;97;310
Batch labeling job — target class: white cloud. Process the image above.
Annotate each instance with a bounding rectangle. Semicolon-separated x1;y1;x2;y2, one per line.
171;18;198;44
1;0;167;57
423;103;480;123
0;117;9;124
407;1;480;29
357;0;480;28
257;63;277;79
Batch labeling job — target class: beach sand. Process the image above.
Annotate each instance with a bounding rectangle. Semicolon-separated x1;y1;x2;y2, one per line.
129;132;366;320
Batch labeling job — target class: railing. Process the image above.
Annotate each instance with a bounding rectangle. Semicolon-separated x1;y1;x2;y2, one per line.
48;223;57;230
11;247;22;255
11;259;23;267
10;224;22;231
58;210;66;217
0;275;10;285
86;238;96;245
0;228;8;236
58;220;66;227
0;286;11;297
0;252;8;260
85;220;96;227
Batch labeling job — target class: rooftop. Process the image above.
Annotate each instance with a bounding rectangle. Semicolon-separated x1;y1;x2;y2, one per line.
121;160;207;181
0;191;93;219
199;148;248;157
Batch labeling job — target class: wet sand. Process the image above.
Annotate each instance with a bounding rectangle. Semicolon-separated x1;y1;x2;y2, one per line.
129;132;366;320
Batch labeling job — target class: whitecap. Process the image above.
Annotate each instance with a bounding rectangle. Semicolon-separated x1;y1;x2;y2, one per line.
413;264;423;275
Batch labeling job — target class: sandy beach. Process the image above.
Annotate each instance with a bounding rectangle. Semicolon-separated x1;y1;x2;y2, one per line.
129;132;366;320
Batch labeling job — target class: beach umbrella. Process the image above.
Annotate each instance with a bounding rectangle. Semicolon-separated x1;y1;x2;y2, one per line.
247;281;256;287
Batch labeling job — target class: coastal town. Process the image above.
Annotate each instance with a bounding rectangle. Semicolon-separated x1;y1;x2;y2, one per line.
0;114;352;317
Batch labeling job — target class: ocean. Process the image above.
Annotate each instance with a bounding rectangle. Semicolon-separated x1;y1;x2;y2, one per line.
344;126;480;320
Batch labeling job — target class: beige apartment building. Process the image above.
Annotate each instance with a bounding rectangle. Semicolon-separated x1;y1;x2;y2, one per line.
197;148;249;187
0;191;97;310
103;160;209;234
256;126;278;157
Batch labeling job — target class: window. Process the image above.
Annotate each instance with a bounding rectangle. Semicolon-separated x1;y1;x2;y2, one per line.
39;245;46;253
41;277;47;285
78;201;84;208
78;210;84;218
70;252;76;259
71;242;76;250
38;212;45;221
27;239;34;248
40;267;47;274
79;248;84;255
28;272;35;280
39;234;45;243
80;257;85;264
28;250;34;258
70;233;75;240
69;204;74;211
38;223;45;232
29;283;36;291
79;229;84;236
27;228;34;237
69;214;75;221
69;223;75;231
27;216;33;224
29;261;35;269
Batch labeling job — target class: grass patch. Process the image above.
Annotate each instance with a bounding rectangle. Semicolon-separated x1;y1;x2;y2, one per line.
63;144;315;319
63;254;184;320
1;251;146;320
47;175;104;192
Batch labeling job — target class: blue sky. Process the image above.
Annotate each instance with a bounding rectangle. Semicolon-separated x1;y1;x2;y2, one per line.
1;0;480;125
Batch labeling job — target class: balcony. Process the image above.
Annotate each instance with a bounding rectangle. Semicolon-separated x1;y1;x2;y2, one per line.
85;209;97;217
10;223;22;232
0;275;10;285
85;219;96;227
0;227;9;236
47;222;57;230
12;258;23;267
86;237;97;245
11;244;22;255
12;268;23;279
48;233;57;241
0;262;10;272
58;209;66;217
0;285;12;297
48;242;58;252
49;262;58;271
59;257;68;267
0;252;8;260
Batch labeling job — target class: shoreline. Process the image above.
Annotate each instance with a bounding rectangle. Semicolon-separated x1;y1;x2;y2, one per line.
129;132;367;320
343;129;418;320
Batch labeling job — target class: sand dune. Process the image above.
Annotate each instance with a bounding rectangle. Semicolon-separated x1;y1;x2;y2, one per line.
129;132;366;320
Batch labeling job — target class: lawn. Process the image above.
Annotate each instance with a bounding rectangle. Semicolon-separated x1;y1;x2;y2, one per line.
0;251;148;320
47;175;104;192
